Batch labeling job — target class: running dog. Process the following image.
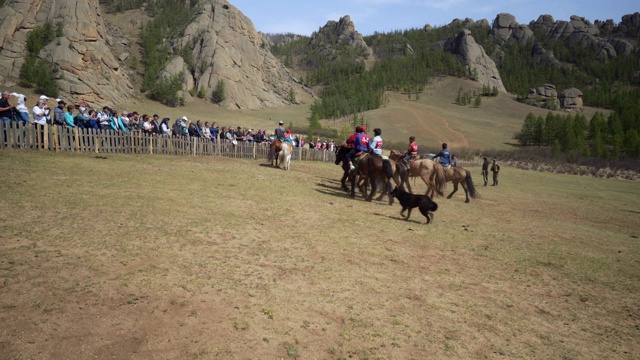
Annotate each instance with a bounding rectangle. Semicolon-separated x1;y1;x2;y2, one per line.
390;186;438;224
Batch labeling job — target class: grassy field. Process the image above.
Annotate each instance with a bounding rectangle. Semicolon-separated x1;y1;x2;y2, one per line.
1;150;638;359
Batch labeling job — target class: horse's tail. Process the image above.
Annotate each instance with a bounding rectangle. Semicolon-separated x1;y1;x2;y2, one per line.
465;170;480;199
433;162;447;196
383;159;393;179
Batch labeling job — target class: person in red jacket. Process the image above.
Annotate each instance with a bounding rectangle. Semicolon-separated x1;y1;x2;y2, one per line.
403;136;418;164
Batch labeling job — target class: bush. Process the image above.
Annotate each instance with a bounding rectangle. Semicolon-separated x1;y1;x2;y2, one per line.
211;79;226;104
148;73;184;107
197;85;206;99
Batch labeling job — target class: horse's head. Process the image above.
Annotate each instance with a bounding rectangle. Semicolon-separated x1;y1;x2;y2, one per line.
335;145;350;165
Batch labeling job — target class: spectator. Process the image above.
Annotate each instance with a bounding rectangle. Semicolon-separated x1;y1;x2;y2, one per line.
10;93;30;124
160;117;171;137
172;119;182;137
451;154;458;167
39;95;52;123
87;109;99;130
226;126;235;142
195;120;204;137
491;159;500;186
188;122;200;137
209;122;219;142
129;112;140;130
76;106;90;129
53;100;66;126
119;111;131;131
481;157;490;186
64;105;76;128
99;107;112;130
180;116;190;136
202;122;211;139
151;114;161;134
235;126;246;142
141;114;153;134
0;90;15;123
32;99;49;126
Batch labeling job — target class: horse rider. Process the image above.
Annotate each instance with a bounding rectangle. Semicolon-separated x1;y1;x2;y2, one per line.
283;128;294;145
346;126;370;172
434;142;452;169
345;125;360;148
402;136;418;165
275;120;285;141
370;128;383;157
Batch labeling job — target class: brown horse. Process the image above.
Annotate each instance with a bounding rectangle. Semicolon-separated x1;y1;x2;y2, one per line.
269;140;282;167
389;150;445;199
349;154;393;203
435;163;480;203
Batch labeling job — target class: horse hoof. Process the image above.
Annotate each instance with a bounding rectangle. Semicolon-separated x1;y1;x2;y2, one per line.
465;199;470;203
349;194;355;198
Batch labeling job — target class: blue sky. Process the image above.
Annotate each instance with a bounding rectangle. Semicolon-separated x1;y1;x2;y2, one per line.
231;0;638;36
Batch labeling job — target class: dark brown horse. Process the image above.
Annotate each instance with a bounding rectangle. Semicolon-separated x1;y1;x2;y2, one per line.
269;140;283;167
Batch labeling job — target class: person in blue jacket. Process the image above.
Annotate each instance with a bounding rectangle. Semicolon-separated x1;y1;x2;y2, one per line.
434;142;451;168
346;126;370;172
64;105;76;128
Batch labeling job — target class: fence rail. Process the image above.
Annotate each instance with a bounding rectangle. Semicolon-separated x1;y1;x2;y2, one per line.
0;122;336;163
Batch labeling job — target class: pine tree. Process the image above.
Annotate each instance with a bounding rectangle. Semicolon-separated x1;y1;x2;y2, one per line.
211;79;226;104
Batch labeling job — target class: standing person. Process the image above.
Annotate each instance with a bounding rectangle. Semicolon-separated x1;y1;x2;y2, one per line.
433;143;451;168
172;119;182;138
76;106;90;129
345;126;369;171
32;99;49;126
160;118;171;137
490;159;500;186
402;136;418;165
0;90;15;123
275;120;285;140
151;114;161;134
370;128;383;157
10;93;31;124
481;157;490;186
64;105;76;128
451;154;458;167
53;100;66;126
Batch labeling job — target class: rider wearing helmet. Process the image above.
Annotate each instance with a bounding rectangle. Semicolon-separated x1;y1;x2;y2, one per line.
434;142;451;168
283;128;294;144
403;136;418;164
346;126;370;171
345;125;360;148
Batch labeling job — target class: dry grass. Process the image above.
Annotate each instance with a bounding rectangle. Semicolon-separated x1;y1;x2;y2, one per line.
0;150;638;359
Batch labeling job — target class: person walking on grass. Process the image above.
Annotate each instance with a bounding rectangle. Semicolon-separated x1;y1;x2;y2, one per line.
490;159;500;186
481;157;490;186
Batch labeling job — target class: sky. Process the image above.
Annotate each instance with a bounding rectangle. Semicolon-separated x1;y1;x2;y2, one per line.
230;0;639;36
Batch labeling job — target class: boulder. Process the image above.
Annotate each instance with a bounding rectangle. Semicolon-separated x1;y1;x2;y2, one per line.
309;15;374;63
444;30;507;93
526;84;559;110
559;88;583;112
118;52;130;62
531;43;562;67
491;13;533;44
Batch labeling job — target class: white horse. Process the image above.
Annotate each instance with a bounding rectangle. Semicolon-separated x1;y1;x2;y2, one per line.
278;142;292;170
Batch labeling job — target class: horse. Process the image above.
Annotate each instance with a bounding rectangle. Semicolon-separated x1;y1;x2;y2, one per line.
389;149;445;199
278;141;292;170
335;145;364;193
435;163;480;203
269;139;282;167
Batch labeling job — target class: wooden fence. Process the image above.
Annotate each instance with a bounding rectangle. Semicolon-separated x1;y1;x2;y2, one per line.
0;122;337;163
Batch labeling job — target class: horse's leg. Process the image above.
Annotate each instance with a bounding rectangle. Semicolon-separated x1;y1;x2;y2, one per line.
420;174;431;197
366;176;376;202
375;175;386;201
447;180;459;199
461;178;470;203
340;169;349;192
349;172;356;198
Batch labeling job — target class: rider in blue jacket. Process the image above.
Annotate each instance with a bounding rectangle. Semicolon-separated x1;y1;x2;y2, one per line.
346;126;370;171
434;143;451;167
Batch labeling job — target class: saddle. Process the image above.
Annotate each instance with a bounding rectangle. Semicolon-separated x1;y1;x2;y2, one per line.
351;152;368;171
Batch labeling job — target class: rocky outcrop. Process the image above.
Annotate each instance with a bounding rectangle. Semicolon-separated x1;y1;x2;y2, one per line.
172;0;312;110
443;30;507;93
491;13;533;44
526;84;559;110
559;88;584;112
309;15;374;63
531;43;562;67
0;0;133;105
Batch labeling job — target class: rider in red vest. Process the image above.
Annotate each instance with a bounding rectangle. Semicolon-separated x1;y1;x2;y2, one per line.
345;126;360;148
346;126;370;171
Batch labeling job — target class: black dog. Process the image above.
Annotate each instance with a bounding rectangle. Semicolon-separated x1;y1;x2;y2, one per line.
390;187;438;224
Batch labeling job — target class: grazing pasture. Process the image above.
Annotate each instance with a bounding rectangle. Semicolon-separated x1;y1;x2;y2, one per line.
0;150;638;359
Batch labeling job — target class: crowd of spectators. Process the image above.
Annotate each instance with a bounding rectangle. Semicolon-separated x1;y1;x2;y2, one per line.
0;91;344;149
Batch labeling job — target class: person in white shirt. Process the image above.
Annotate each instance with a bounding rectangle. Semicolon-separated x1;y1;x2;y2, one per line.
32;99;49;125
369;128;383;156
160;117;171;137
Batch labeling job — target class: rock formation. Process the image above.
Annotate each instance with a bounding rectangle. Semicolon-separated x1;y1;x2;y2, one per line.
443;30;507;93
559;88;584;112
526;84;559;110
308;15;374;63
163;0;311;110
0;0;133;106
491;13;533;44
